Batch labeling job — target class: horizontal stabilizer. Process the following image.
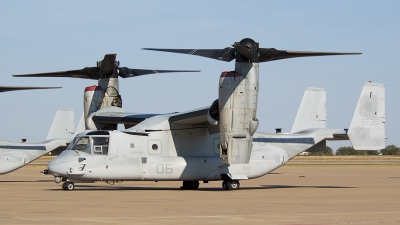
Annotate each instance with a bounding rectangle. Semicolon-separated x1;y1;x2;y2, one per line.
348;82;385;150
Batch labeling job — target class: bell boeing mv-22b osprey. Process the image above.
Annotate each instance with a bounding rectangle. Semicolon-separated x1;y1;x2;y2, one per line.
0;86;77;174
14;39;385;190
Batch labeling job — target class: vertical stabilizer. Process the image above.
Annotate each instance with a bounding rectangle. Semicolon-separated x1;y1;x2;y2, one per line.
46;109;75;140
348;82;385;150
74;113;85;136
291;87;326;133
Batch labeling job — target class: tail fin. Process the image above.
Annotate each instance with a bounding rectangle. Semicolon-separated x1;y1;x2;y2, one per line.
74;112;85;136
291;87;326;133
46;109;75;140
348;82;385;150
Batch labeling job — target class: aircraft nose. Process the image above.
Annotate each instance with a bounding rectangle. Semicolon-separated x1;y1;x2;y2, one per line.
48;156;67;177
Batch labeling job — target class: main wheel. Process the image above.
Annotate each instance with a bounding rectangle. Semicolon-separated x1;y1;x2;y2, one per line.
223;180;240;190
181;181;200;190
63;182;74;191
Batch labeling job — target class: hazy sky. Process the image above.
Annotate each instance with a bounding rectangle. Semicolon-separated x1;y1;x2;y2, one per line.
0;1;398;151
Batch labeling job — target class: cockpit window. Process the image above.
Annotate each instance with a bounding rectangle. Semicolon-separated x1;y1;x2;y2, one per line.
66;136;79;150
92;136;109;155
70;137;91;154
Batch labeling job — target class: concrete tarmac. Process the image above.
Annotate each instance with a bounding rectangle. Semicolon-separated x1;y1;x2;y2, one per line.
0;166;399;225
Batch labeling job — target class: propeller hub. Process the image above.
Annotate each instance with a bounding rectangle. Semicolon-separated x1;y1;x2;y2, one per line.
233;38;260;63
238;38;259;49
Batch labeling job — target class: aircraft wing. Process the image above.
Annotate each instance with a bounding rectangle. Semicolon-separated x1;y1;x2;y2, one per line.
169;107;209;125
92;112;161;126
92;107;210;126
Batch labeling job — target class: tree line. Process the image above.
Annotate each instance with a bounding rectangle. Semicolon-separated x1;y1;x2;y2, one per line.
306;145;400;156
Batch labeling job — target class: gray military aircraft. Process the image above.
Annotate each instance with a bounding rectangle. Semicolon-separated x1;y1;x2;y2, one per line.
15;39;384;190
0;109;76;175
45;82;384;191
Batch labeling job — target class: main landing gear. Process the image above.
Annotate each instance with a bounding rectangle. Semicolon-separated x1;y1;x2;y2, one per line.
62;181;75;191
180;180;240;190
180;181;200;190
222;180;240;190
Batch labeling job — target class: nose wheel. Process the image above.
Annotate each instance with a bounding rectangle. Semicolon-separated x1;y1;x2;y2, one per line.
222;180;240;190
62;182;75;191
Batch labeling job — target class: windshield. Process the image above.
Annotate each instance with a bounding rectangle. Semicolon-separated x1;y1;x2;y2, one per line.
70;137;91;154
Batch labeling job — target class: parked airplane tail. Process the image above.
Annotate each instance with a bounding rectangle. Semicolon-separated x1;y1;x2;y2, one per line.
291;87;326;133
348;82;385;150
46;109;75;140
74;112;85;136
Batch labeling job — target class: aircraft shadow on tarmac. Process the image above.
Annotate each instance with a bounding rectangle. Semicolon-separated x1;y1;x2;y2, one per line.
47;184;357;191
0;180;54;183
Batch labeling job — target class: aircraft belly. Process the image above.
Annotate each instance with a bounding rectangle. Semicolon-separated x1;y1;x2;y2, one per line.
140;155;272;181
248;146;289;178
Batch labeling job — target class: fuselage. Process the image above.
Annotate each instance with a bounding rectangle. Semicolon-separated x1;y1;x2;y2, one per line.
48;126;322;182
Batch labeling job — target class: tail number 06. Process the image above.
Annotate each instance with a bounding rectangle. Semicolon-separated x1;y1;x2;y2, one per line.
156;164;173;174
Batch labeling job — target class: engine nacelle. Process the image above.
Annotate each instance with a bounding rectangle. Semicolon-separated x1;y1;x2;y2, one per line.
84;86;103;130
218;66;259;164
207;99;219;126
99;77;122;109
83;77;123;130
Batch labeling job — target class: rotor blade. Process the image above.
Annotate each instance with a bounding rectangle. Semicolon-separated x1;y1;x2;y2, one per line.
100;54;117;76
143;48;235;62
0;86;61;93
259;48;362;62
13;67;100;80
118;68;201;78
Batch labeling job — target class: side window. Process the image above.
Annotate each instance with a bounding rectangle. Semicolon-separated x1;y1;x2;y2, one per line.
72;137;91;154
92;136;109;155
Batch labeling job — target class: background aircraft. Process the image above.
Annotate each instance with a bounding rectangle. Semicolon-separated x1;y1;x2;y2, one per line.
0;109;76;175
